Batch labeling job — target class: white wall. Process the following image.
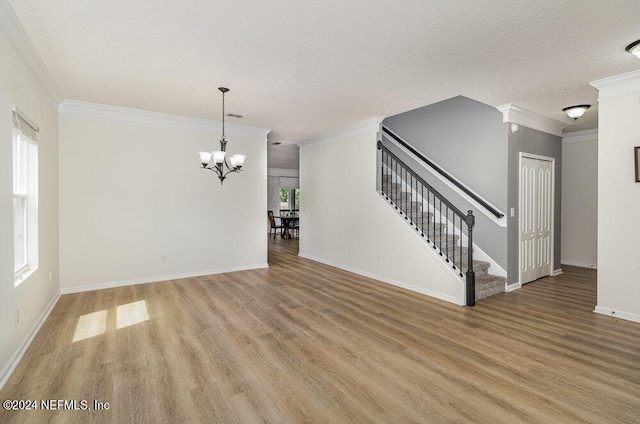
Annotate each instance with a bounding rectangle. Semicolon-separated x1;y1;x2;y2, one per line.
591;70;640;323
561;130;597;268
298;119;463;305
59;104;269;292
0;34;59;384
268;169;299;192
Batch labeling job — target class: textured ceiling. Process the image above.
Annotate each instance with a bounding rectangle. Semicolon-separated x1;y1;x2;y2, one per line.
8;0;640;169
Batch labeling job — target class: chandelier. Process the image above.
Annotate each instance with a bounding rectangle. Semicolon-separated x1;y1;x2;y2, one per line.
198;87;246;184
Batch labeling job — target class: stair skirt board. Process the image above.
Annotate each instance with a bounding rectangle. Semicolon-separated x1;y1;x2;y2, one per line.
380;174;506;301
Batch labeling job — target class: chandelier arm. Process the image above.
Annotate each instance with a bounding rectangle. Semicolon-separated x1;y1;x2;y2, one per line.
223;153;231;171
222;155;241;178
206;165;223;176
222;168;242;178
223;153;242;173
206;164;226;185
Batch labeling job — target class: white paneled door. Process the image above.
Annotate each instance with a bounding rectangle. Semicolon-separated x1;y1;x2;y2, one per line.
520;155;554;284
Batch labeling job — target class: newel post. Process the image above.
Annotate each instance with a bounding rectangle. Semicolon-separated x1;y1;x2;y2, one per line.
465;210;476;307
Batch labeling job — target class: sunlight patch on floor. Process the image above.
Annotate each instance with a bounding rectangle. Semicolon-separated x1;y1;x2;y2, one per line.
72;300;151;342
116;300;150;329
72;310;107;342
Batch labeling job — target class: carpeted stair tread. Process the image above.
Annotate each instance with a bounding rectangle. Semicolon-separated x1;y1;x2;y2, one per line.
431;249;490;275
470;260;491;275
475;274;506;300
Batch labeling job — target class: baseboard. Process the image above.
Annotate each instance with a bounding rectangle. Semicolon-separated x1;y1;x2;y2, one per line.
0;292;60;391
594;306;640;324
505;282;522;292
552;268;563;276
60;263;269;294
561;260;597;269
298;252;463;306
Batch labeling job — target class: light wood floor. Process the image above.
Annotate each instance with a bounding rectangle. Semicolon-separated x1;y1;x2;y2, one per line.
2;238;640;423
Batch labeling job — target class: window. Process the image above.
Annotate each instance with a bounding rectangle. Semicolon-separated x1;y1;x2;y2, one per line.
279;187;300;210
279;188;289;210
294;188;300;210
12;107;39;285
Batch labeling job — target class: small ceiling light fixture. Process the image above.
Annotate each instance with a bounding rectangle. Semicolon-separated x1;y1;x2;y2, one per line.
563;104;591;120
198;87;246;185
626;39;640;58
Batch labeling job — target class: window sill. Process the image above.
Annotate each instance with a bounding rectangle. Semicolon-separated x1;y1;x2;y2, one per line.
15;267;37;287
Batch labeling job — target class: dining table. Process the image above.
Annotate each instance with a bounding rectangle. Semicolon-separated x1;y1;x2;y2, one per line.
277;214;299;239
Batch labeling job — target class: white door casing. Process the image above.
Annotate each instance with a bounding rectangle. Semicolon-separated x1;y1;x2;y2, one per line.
519;153;554;284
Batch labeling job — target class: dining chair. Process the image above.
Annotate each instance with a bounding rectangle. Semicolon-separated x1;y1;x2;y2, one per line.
290;220;299;238
267;210;283;238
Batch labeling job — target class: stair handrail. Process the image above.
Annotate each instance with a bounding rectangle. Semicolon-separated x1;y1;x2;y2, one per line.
382;126;504;220
378;140;476;306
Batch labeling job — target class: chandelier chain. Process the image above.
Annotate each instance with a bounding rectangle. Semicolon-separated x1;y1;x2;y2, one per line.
221;89;226;145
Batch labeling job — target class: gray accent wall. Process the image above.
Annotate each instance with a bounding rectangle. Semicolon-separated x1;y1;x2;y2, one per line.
507;125;562;284
382;96;509;269
383;96;508;210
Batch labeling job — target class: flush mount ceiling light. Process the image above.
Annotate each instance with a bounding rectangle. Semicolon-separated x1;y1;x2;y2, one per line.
198;87;246;185
562;104;591;120
626;39;640;58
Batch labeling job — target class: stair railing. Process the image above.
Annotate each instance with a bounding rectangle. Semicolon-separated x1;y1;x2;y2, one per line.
378;141;476;306
382;126;504;220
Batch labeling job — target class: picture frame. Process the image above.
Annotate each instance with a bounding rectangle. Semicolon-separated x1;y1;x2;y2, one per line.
636;146;640;183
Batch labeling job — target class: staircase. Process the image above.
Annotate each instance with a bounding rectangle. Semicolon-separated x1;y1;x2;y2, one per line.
379;156;506;303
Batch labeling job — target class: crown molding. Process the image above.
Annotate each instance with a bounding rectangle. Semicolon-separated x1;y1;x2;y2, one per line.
497;104;567;137
268;168;299;177
58;99;271;139
298;117;383;151
562;128;598;144
0;0;63;108
590;69;640;101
